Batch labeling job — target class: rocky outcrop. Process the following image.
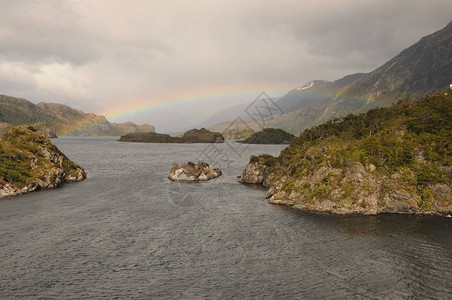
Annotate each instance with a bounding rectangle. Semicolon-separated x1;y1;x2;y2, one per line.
241;156;452;216
237;128;294;144
168;162;221;181
239;154;276;184
0;126;86;199
119;128;224;143
240;91;452;216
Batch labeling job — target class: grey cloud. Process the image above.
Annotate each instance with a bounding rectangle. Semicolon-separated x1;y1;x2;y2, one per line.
241;1;452;61
0;0;451;132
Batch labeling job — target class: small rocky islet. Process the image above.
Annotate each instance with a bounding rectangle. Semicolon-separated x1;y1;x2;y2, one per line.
168;162;222;181
240;91;452;216
119;128;225;143
0;126;86;198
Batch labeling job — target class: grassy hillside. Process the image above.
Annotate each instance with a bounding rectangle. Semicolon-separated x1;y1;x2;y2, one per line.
119;128;225;143
0;126;86;196
238;128;294;144
0;94;155;136
241;91;452;215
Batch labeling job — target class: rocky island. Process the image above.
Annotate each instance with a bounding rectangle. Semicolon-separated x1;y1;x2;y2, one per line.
237;128;294;144
0;126;86;198
168;162;222;181
119;128;225;143
240;91;452;215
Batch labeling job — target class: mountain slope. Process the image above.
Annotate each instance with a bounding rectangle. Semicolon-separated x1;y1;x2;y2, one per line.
209;21;451;135
336;20;452;103
0;94;155;136
276;73;365;114
208;74;366;135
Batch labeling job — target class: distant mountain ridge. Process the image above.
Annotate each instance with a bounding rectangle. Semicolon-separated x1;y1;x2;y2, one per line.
276;73;366;114
335;20;452;103
208;73;367;135
209;20;452;135
0;94;155;136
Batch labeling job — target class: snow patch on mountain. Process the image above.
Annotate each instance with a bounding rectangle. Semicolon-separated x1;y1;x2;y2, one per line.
296;80;332;91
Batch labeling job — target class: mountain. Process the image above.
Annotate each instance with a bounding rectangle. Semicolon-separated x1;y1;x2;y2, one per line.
208;74;367;135
0;94;155;136
336;20;452;103
209;21;452;135
240;90;452;215
276;73;365;114
196;102;251;129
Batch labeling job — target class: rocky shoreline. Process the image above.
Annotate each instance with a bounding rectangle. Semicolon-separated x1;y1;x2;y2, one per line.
239;92;452;216
0;126;86;199
240;156;452;216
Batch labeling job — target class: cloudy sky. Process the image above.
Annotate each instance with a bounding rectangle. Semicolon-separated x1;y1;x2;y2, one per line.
0;0;451;132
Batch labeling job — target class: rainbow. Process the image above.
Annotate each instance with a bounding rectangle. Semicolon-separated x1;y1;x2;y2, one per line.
102;82;292;122
58;82;293;136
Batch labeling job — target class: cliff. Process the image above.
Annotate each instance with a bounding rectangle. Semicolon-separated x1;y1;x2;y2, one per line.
0;126;86;198
240;91;452;215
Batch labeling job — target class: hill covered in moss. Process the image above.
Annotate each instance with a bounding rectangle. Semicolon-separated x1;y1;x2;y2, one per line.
240;91;452;215
119;128;225;143
0;94;155;136
237;128;294;144
0;126;86;198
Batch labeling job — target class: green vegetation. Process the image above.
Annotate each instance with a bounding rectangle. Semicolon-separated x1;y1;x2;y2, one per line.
0;94;155;136
119;128;224;143
0;126;85;189
238;128;294;144
284;91;451;174
247;91;452;214
222;128;255;139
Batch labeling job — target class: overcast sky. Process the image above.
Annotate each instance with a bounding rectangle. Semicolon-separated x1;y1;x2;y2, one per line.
0;0;451;132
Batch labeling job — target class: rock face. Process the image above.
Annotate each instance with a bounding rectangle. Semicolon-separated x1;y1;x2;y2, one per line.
237;128;294;144
168;162;222;181
240;91;452;216
0;126;86;198
239;154;276;184
119;128;225;143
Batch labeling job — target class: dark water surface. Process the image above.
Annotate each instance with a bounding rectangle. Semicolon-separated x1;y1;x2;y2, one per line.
0;137;451;299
